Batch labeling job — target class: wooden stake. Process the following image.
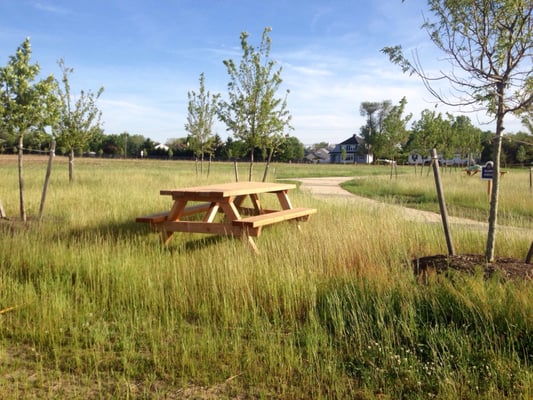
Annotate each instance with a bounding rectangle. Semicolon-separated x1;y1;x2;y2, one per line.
525;241;533;264
38;140;56;220
431;148;455;256
529;168;533;193
0;199;6;219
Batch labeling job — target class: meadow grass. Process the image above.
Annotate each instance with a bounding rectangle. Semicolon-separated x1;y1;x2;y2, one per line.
0;156;531;399
341;165;533;229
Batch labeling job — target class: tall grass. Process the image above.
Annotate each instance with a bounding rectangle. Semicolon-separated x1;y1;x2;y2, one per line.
0;156;531;399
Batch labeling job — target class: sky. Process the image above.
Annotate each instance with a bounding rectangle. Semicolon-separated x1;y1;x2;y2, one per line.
0;0;525;146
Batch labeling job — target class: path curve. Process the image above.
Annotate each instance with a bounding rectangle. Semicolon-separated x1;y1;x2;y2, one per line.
294;176;493;229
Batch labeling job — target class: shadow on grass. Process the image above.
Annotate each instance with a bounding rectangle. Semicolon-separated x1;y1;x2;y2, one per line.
63;219;231;253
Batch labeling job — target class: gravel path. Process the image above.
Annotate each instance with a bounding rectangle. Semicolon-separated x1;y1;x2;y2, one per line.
294;176;496;229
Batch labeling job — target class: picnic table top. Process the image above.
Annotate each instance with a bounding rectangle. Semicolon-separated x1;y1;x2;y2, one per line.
160;181;296;198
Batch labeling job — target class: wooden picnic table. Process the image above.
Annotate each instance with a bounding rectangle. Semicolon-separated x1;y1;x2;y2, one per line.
136;181;316;252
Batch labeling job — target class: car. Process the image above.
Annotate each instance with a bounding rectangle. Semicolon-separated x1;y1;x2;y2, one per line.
375;159;396;165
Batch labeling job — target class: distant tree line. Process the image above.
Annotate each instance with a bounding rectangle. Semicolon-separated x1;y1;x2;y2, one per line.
0;129;305;162
357;97;533;166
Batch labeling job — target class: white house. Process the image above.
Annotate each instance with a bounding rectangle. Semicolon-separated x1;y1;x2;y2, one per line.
154;143;169;152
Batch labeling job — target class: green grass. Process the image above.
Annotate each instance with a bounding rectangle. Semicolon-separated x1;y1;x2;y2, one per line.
341;165;533;228
0;156;531;399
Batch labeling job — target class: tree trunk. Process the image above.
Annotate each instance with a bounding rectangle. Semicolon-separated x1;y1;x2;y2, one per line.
248;147;254;181
68;148;75;183
262;148;274;182
485;82;508;262
485;115;504;262
17;134;26;222
233;159;239;182
38;140;56;221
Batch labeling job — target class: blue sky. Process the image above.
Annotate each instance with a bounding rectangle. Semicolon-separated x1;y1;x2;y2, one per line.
0;0;524;146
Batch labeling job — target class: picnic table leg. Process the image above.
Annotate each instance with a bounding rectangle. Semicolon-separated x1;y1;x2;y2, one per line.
242;233;259;254
234;195;246;208
203;202;220;222
161;199;187;245
249;193;263;214
276;190;293;210
162;230;174;246
218;200;242;222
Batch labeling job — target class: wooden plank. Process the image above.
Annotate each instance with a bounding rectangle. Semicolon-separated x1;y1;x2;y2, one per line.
136;202;211;224
158;221;242;235
237;207;278;216
160;181;296;198
181;202;212;217
233;207;316;228
136;211;168;224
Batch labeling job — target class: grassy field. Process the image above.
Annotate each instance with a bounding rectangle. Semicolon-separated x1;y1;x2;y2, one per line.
0;155;532;399
340;164;533;229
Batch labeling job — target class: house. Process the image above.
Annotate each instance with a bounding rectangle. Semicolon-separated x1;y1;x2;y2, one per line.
305;147;330;163
330;134;372;164
154;143;169;152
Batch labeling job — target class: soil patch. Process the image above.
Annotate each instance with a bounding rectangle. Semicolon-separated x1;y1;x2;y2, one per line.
413;254;533;281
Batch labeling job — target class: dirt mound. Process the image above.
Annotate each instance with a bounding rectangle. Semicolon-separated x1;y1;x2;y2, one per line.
413;254;533;281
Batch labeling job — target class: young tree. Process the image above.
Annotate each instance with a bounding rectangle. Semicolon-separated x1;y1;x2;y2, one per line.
56;59;104;183
218;27;292;181
261;131;289;182
185;73;220;175
0;38;59;221
378;97;412;161
359;100;392;161
409;109;451;174
452;115;482;166
382;1;533;261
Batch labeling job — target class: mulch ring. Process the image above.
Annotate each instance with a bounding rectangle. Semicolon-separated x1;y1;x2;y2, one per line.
413;254;533;281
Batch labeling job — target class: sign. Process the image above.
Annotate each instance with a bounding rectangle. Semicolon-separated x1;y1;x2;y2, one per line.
481;161;494;180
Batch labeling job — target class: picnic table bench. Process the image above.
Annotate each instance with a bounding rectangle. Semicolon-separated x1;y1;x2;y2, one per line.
136;181;317;253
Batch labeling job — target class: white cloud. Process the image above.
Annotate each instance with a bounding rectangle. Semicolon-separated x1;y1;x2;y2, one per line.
31;1;71;15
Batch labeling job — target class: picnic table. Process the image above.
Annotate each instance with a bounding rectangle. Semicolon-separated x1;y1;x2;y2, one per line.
136;181;317;252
